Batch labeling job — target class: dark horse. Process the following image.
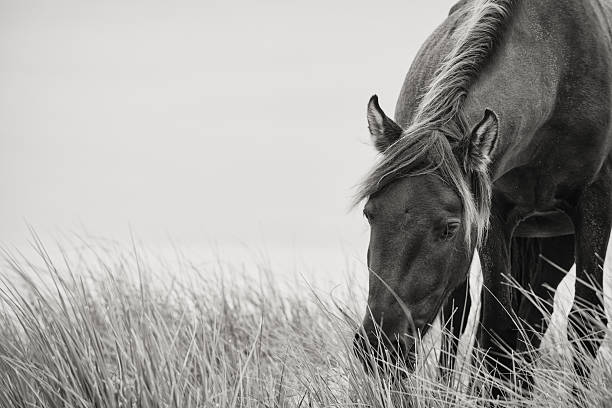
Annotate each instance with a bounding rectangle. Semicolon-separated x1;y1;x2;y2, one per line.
353;0;612;397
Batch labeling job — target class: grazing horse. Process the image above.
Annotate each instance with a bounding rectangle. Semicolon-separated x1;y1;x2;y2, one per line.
353;0;612;396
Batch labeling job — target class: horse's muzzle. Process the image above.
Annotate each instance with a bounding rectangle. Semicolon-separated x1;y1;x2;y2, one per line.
353;331;415;375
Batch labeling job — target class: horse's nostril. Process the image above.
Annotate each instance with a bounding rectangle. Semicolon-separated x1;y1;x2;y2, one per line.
353;330;416;374
353;332;373;355
353;332;378;374
395;337;407;354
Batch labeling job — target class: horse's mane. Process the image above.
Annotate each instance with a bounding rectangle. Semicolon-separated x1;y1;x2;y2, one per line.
355;0;518;246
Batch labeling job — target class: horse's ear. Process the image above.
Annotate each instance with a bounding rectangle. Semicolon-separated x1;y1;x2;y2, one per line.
367;95;403;153
465;109;499;172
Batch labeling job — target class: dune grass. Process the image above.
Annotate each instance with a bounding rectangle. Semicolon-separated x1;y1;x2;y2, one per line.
1;236;612;407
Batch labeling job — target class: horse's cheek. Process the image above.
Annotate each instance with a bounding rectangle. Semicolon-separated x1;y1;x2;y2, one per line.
404;262;445;302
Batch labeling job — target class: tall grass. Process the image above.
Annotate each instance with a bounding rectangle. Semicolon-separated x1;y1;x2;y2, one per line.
1;236;612;407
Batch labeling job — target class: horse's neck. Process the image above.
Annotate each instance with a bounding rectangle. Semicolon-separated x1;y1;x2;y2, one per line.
461;0;568;180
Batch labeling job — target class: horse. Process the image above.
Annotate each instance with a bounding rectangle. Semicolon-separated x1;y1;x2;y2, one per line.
352;0;612;397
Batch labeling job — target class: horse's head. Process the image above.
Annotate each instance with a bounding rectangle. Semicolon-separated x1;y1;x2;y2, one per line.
353;95;498;373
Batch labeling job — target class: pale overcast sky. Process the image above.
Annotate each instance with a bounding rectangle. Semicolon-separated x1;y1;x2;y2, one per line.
1;1;456;256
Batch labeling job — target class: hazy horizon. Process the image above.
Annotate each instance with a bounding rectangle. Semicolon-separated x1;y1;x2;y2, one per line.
1;1;457;262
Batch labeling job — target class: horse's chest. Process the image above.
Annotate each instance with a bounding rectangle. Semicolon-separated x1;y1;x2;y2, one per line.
493;169;577;237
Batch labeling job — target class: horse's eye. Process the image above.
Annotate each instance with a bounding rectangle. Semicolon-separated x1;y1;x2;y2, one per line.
442;220;460;240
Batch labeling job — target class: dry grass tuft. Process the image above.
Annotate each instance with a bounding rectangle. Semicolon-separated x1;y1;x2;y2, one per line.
1;236;612;407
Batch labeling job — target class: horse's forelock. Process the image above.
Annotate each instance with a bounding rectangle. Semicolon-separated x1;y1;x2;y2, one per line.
354;128;487;248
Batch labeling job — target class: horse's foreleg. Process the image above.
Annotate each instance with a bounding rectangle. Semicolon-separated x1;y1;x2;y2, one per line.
517;234;574;349
570;175;611;394
438;279;471;383
515;234;574;393
477;213;517;399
